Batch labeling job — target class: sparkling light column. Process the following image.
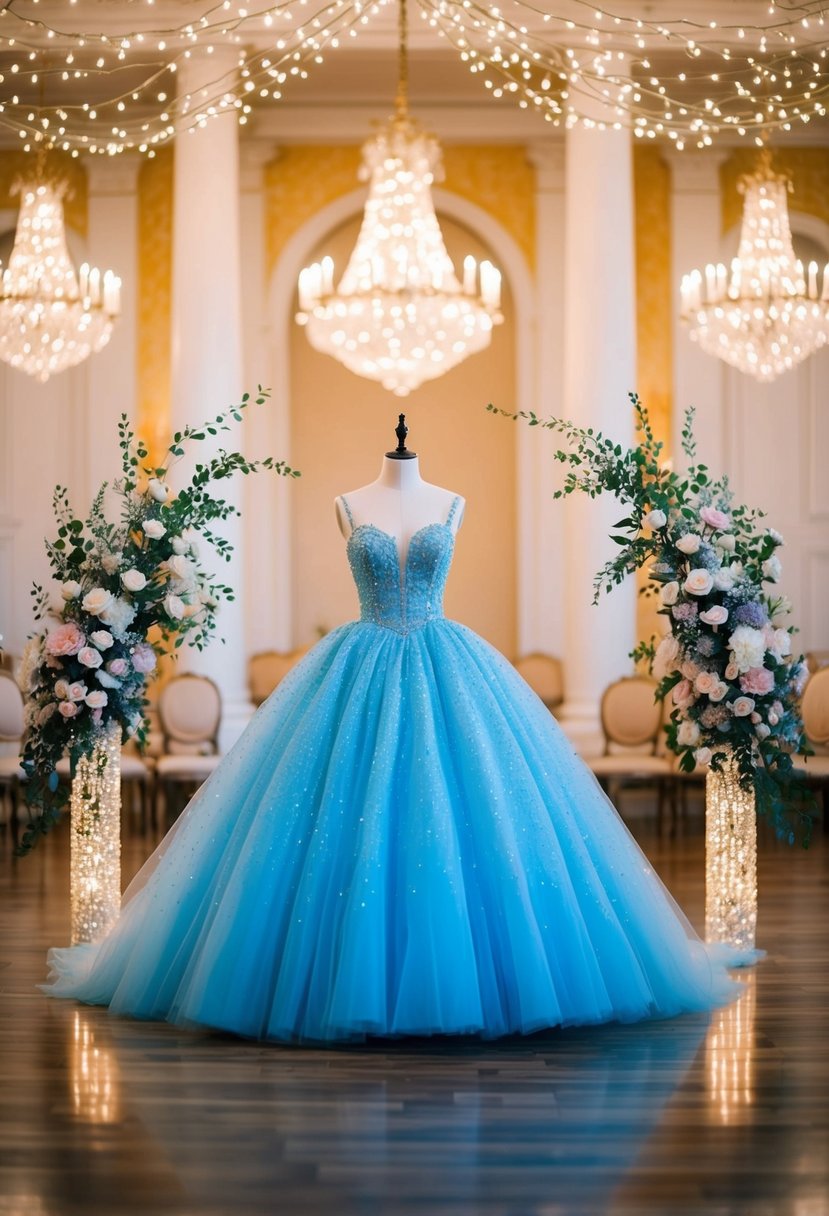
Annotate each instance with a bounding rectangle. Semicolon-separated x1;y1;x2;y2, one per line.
705;754;760;965
70;722;121;945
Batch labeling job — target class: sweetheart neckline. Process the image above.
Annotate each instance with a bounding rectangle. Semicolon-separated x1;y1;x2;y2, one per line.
347;521;455;579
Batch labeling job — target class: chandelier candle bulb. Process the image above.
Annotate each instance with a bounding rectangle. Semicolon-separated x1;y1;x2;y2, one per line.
463;254;476;296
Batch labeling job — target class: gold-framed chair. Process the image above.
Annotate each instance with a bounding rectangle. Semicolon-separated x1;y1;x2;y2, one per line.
588;675;673;826
154;673;223;824
513;652;564;713
793;669;829;818
0;671;26;834
248;648;307;707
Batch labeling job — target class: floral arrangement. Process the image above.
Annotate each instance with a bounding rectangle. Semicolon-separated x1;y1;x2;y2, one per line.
16;389;299;856
489;393;815;844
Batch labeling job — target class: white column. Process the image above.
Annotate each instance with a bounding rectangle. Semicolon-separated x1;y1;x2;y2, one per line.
560;118;637;750
521;142;566;659
85;157;139;498
170;48;253;750
238;140;292;653
670;151;727;473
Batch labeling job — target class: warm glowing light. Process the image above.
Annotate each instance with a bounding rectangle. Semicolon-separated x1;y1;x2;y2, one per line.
705;753;758;959
70;721;121;946
0;180;120;382
706;972;756;1125
71;1010;121;1124
680;162;829;382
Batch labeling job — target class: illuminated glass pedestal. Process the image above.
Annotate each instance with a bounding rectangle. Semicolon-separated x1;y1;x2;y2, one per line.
70;722;121;946
705;755;763;967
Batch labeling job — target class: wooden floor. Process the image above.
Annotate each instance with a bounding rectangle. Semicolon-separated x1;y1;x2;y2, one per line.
1;805;827;1216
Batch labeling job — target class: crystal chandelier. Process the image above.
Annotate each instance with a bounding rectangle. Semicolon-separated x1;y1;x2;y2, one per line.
296;0;502;397
680;156;829;383
0;178;121;383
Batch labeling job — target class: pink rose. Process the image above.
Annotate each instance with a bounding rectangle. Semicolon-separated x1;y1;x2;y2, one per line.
740;667;775;696
700;506;731;531
77;646;103;669
700;606;729;628
58;700;80;718
681;660;701;681
67;681;88;702
107;658;128;677
131;643;157;674
91;708;103;726
694;671;718;695
709;681;729;703
85;689;108;709
673;679;694;706
732;696;756;717
45;622;85;657
725;662;739;681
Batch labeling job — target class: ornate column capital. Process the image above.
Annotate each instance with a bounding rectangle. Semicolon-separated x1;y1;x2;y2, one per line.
526;141;565;193
668;149;729;195
84;154;140;196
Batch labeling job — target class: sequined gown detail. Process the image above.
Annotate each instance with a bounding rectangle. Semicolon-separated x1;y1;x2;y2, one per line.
43;495;739;1041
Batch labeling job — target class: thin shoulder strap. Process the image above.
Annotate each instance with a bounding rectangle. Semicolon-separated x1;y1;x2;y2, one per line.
446;495;462;527
339;494;355;534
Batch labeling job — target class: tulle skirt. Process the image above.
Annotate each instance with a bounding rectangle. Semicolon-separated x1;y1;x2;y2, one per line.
43;618;742;1042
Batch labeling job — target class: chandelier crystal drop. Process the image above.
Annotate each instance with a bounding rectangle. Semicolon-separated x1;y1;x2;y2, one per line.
680;161;829;383
0;179;121;383
296;0;502;397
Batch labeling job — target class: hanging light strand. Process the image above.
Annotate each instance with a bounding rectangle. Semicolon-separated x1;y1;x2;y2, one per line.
0;0;826;155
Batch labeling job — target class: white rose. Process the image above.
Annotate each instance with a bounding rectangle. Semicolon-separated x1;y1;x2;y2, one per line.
768;628;792;658
675;533;700;555
171;536;188;556
732;696;756;718
77;646;103;669
660;581;680;606
143;519;166;540
728;625;766;674
166;554;193;581
100;552;122;575
684;568;714;597
694;746;712;767
762;555;782;583
148;478;170;503
121;568;147;593
755;722;771;740
164;594;186;621
61;580;82;600
90;629;114;650
708;681;729;703
85;689;108;709
713;567;735;592
715;533;736;553
765;527;784;546
98;596;137;639
652;635;681;680
643;509;667;531
677;719;701;747
82;587;113;617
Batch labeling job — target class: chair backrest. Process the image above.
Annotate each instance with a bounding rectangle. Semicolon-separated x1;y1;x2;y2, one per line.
248;649;304;706
158;674;222;753
600;675;663;753
513;653;564;710
801;668;829;746
0;671;25;742
805;650;829;675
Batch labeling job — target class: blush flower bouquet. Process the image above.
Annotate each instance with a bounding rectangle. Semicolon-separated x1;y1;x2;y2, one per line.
16;389;299;855
490;394;815;843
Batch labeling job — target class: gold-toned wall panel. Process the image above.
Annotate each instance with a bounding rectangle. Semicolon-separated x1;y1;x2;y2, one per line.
0;150;87;237
633;145;673;648
442;146;535;272
137;148;173;464
721;148;829;233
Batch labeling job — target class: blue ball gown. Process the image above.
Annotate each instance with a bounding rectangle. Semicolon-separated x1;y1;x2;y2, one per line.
43;494;740;1042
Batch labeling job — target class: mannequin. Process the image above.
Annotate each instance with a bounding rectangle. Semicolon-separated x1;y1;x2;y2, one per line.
335;415;465;566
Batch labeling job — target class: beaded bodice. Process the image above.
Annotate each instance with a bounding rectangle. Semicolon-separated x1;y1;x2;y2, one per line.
341;495;461;635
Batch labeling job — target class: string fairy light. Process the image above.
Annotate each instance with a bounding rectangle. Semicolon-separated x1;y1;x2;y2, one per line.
0;0;825;155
